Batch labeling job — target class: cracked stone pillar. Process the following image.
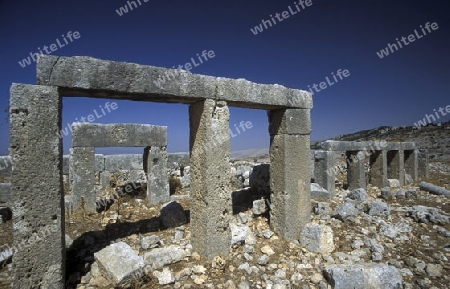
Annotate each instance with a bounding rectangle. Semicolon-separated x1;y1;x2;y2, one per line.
404;150;418;182
268;108;311;241
387;150;404;185
314;150;335;197
146;146;170;205
10;84;65;289
346;151;366;190
189;99;232;260
369;150;388;188
72;147;96;212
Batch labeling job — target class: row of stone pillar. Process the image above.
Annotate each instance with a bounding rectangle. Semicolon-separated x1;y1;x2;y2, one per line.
314;147;428;195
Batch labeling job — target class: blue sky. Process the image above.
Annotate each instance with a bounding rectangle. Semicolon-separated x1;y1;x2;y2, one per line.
0;0;449;155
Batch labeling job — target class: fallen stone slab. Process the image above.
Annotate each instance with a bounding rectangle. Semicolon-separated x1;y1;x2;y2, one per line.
323;263;402;289
300;223;335;254
419;181;450;197
368;200;390;217
143;245;187;270
94;242;145;286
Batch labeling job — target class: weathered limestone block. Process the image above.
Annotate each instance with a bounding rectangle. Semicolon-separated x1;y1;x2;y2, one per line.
314;150;335;197
269;108;311;241
10;84;64;289
37;55;313;109
71;147;96;212
146;147;170;205
189;99;232;260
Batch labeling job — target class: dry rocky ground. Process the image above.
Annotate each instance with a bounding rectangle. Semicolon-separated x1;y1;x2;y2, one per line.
0;161;449;289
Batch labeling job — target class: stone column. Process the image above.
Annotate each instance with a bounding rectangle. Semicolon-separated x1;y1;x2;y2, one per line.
10;84;65;288
268;108;311;241
314;150;335;197
418;149;429;179
369;150;388;188
189;99;232;260
404;150;418;182
72;147;96;212
146;146;170;205
346;151;366;190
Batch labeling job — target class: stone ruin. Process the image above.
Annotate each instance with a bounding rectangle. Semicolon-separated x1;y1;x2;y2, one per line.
311;141;429;200
70;123;169;212
8;55;313;288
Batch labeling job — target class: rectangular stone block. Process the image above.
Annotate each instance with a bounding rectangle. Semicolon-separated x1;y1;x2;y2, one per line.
346;151;366;190
37;55;313;109
105;154;143;172
72;147;96;212
0;183;11;203
9;84;65;288
269;133;311;241
268;109;311;135
72;123;167;147
189;99;232;260
314;151;335;197
146;147;170;205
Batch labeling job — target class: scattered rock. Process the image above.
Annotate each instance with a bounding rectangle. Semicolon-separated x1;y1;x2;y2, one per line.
333;202;359;221
261;245;275;256
153;268;175;285
94;242;145;286
314;202;331;216
300;223;335;254
425;264;443;277
388;179;401;188
395;189;406;199
345;188;369;204
252;198;267;215
368;200;391;217
380;187;392;200
409;206;449;225
141;235;160;250
143;245;186;270
230;222;254;246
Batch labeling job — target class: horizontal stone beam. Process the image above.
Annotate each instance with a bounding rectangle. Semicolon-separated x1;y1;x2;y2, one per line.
72;123;167;147
36;55;313;110
318;140;415;151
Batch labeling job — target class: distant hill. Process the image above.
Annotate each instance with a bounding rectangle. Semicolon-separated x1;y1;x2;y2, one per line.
314;122;450;163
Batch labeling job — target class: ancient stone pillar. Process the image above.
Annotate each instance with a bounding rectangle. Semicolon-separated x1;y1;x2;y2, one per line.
346;151;366;190
314;150;335;197
72;147;96;212
369;150;388;188
418;149;429;179
146;146;170;205
10;84;65;288
404;149;418;182
268;108;311;241
189;99;232;260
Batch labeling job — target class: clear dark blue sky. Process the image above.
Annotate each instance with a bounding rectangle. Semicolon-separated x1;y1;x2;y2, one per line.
1;0;449;155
